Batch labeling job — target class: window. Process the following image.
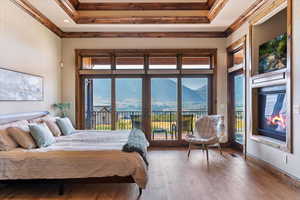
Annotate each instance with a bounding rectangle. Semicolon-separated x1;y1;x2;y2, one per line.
82;57;111;69
78;49;217;143
116;78;142;130
181;78;209;139
149;57;177;69
182;57;210;69
116;57;144;69
85;78;112;130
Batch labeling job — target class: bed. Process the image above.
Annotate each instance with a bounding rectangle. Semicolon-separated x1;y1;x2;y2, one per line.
0;111;148;195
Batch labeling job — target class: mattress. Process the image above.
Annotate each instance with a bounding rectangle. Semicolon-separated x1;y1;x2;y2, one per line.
0;130;148;189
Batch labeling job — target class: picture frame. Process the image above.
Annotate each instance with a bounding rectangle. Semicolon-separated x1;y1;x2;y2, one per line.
0;67;44;101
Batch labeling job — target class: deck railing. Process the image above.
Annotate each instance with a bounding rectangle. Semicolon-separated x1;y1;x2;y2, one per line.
235;111;244;133
234;110;245;144
88;110;208;133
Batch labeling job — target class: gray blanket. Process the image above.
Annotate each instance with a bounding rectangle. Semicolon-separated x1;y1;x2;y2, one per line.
122;129;149;166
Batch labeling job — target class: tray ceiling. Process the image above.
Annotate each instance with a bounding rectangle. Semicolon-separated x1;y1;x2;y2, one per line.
25;0;257;32
11;0;269;38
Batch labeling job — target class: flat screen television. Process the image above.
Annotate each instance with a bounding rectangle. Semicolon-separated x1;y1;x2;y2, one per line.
259;33;287;74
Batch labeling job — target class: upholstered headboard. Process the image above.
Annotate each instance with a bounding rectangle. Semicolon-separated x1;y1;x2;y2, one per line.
0;111;49;125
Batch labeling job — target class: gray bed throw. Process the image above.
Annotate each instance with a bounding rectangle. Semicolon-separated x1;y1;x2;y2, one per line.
122;129;149;166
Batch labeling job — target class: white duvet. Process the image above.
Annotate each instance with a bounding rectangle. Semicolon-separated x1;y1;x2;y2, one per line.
0;130;148;188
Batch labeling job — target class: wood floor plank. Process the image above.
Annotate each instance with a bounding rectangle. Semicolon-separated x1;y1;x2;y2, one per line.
0;148;299;200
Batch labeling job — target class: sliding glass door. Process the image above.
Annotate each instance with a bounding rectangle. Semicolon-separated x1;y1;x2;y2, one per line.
116;78;142;130
85;78;143;131
84;76;211;145
181;78;209;139
151;78;178;141
229;72;245;148
85;78;112;130
78;49;217;146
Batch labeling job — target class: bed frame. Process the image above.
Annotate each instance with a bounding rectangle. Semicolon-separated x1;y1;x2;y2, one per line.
0;111;143;196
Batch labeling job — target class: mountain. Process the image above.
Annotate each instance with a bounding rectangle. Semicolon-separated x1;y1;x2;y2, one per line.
92;79;208;110
195;85;208;101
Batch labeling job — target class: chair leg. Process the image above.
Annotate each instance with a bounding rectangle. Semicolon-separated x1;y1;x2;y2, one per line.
202;144;205;153
205;145;209;167
138;187;143;196
218;143;223;155
187;143;191;158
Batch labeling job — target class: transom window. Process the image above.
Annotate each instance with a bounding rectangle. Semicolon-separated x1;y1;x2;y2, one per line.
80;53;213;71
182;57;210;69
116;57;144;69
149;57;177;69
82;57;111;69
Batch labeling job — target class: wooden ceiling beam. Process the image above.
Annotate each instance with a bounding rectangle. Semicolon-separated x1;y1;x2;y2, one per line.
55;1;210;24
76;16;210;24
62;32;227;38
77;2;210;11
208;0;230;21
68;0;79;9
54;0;79;21
207;0;217;8
10;0;63;37
11;0;272;38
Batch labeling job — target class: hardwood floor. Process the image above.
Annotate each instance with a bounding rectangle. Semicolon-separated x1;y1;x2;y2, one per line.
0;147;299;200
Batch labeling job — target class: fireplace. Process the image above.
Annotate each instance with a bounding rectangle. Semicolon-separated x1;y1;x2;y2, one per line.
258;85;287;141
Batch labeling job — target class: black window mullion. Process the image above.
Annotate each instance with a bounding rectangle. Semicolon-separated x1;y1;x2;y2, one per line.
177;77;182;142
177;54;182;71
111;78;116;130
111;54;116;70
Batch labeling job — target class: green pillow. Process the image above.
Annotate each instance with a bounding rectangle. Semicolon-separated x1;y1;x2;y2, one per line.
56;117;75;136
29;123;55;148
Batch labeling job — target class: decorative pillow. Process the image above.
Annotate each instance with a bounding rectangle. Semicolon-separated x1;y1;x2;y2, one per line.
8;126;37;149
0;130;18;151
28;115;50;123
43;118;62;137
56;117;75;136
0;120;28;151
29;123;55;148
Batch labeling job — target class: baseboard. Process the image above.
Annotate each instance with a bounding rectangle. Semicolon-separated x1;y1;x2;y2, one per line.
246;153;300;188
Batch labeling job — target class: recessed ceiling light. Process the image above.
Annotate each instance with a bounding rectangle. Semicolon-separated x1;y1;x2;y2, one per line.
63;19;70;23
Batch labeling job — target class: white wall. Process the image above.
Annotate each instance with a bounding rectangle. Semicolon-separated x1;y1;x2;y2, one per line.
226;0;300;179
61;38;228;139
0;0;62;115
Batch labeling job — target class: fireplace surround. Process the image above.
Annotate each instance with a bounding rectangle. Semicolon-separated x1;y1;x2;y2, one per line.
249;0;292;153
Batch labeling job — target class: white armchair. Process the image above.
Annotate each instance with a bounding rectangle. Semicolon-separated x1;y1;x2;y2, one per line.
184;115;225;166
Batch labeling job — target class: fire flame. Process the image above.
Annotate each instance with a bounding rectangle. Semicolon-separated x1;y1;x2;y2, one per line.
266;114;286;129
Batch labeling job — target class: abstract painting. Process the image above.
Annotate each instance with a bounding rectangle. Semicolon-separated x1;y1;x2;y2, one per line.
259;33;287;74
0;68;43;101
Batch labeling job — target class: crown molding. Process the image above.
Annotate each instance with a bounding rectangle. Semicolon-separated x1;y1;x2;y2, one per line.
55;0;211;24
69;0;79;9
225;0;270;37
54;0;79;20
10;0;273;38
208;0;230;21
10;0;63;37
